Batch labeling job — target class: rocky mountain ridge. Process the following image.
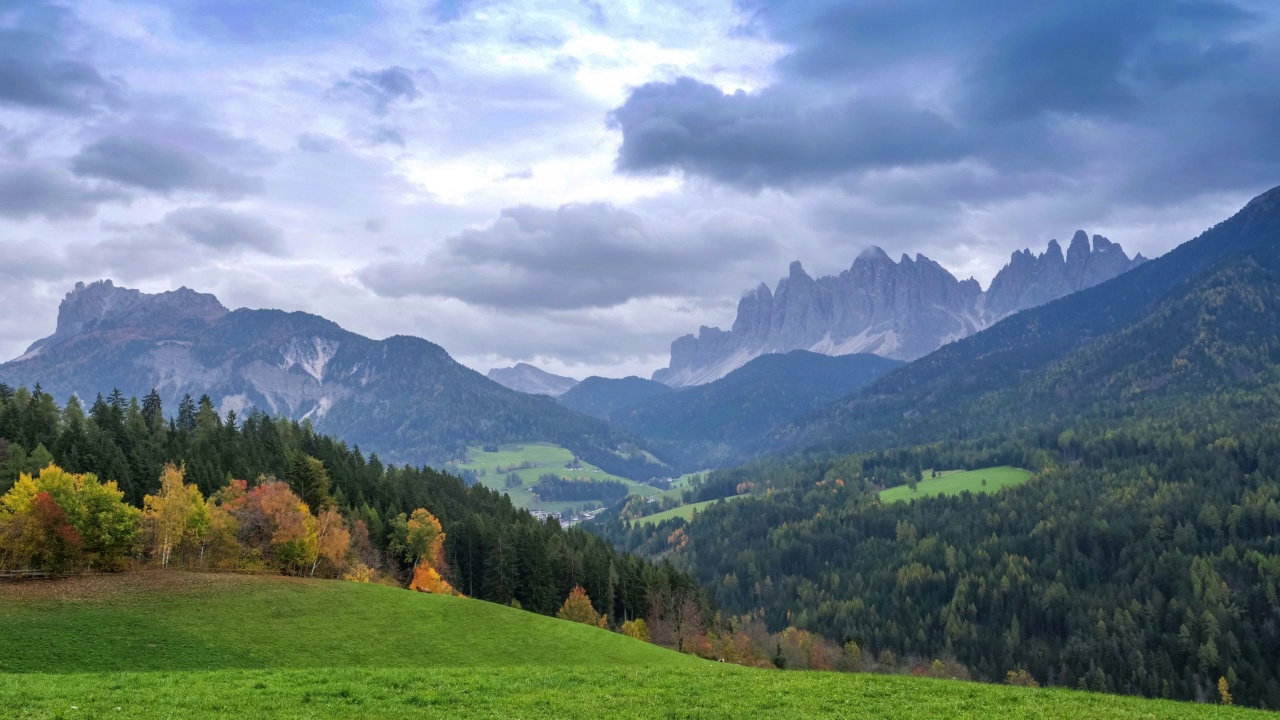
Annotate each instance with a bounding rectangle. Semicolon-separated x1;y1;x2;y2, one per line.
487;363;579;396
0;282;670;477
654;231;1146;387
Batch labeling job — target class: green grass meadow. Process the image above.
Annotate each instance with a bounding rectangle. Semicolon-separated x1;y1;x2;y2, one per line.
445;443;658;512
0;573;1268;719
879;466;1034;504
638;494;748;526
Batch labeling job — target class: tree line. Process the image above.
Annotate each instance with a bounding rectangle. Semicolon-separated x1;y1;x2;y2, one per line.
0;383;697;630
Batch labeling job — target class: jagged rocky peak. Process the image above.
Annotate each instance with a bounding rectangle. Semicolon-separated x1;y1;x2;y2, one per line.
984;231;1146;320
654;232;1148;387
20;280;230;358
55;280;228;337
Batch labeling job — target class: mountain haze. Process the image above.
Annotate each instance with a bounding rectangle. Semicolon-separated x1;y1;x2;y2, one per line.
558;376;673;421
487;363;579;396
654;233;1145;387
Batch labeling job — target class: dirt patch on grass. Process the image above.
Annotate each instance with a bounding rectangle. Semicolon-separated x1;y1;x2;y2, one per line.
0;570;309;604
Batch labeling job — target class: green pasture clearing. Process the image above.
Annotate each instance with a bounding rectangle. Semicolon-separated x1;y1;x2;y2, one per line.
0;573;1264;719
445;443;658;511
638;494;748;526
880;466;1034;504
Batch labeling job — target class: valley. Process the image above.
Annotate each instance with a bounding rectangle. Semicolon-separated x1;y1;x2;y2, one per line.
445;442;660;516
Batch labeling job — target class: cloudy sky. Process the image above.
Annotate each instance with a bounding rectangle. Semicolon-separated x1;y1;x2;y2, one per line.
2;0;1278;379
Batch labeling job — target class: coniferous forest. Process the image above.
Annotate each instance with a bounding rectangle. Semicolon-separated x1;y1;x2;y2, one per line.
0;384;699;625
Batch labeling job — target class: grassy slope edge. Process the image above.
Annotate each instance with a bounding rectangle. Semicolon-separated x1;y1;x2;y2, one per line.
0;573;1267;719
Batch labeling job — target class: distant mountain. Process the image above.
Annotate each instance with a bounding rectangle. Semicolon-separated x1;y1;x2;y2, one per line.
653;232;1145;387
616;350;903;468
487;363;579;397
771;184;1280;457
0;280;671;479
558;376;673;421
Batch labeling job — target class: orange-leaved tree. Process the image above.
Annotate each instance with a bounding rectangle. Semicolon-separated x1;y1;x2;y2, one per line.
558;585;606;627
404;508;457;595
311;505;350;577
240;480;317;575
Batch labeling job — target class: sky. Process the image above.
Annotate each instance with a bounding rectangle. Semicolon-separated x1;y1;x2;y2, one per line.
1;0;1278;379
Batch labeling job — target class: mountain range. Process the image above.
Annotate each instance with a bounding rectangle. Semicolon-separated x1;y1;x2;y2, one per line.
653;231;1146;387
0;280;669;479
769;185;1280;458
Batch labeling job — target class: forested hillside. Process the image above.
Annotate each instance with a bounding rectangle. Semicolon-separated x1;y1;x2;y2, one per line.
601;383;1280;706
0;384;697;623
605;351;901;469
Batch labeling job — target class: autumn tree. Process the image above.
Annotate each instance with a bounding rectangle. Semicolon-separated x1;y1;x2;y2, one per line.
397;508;457;594
557;585;605;627
143;464;206;567
239;481;317;574
26;492;83;572
0;464;138;572
620;618;650;642
409;562;457;595
311;505;350;577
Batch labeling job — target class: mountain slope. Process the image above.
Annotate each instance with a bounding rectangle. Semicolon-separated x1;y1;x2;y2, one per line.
0;281;670;478
654;232;1144;387
558;376;674;421
774;183;1280;458
487;363;579;396
1;573;1260;719
617;351;903;468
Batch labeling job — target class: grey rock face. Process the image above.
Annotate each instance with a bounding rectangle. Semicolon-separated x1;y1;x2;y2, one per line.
487;363;579;396
654;232;1146;387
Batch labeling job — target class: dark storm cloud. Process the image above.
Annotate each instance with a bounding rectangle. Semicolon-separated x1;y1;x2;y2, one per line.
357;202;778;310
0;30;124;115
331;67;423;114
71;135;264;198
613;0;1279;204
0;164;128;220
610;78;968;189
164;206;286;256
0;1;124;116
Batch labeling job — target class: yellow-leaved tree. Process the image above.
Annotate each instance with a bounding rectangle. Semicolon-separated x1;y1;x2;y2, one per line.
142;464;207;568
620;618;650;642
557;585;606;627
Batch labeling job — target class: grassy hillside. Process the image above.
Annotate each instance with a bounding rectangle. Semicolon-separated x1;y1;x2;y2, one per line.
0;573;1267;719
445;443;659;512
639;494;749;525
880;466;1033;504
